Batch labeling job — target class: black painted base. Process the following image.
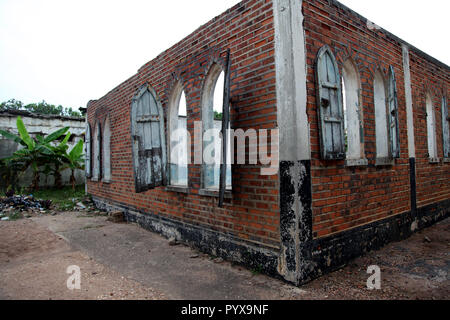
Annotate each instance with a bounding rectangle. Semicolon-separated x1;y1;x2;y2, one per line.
297;198;450;284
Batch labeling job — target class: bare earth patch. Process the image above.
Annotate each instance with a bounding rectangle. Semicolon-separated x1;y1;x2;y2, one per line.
0;219;165;300
0;211;448;300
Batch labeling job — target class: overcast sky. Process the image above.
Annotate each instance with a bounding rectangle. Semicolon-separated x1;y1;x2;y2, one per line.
0;0;448;110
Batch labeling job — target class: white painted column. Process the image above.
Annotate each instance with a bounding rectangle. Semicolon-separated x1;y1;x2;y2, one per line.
402;44;416;158
273;0;310;162
273;0;311;285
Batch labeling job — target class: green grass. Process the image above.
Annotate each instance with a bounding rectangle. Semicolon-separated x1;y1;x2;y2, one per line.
251;265;264;276
8;211;24;221
32;185;86;211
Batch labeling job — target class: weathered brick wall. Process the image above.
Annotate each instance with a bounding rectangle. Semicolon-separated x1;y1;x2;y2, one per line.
409;51;450;207
303;0;449;239
86;0;280;249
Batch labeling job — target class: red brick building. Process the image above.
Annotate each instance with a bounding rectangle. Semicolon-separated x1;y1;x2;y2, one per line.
86;0;449;285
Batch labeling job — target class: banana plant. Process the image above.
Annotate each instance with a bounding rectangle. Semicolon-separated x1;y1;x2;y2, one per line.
42;132;72;188
61;139;85;190
0;116;69;191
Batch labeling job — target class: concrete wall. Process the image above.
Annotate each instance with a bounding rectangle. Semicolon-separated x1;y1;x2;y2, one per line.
0;111;86;189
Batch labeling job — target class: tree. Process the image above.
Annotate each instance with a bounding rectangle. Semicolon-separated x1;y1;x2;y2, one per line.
0;99;82;117
42;132;72;189
0;99;23;112
0;117;69;191
61;139;84;190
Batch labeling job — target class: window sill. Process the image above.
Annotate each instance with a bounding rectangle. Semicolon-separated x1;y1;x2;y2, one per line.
375;157;395;167
443;158;450;163
345;158;368;167
166;185;189;194
198;188;232;199
429;157;440;164
102;180;111;184
91;177;99;182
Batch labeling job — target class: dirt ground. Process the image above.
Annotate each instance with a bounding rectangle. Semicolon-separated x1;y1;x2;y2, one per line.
0;218;165;300
0;211;448;300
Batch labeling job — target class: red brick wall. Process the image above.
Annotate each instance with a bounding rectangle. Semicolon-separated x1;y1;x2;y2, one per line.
86;0;280;249
88;0;449;248
409;51;450;207
304;0;449;239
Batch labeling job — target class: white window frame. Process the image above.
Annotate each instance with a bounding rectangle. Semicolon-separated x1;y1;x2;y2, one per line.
200;62;232;192
342;59;367;166
374;70;391;164
168;81;189;190
102;116;111;183
426;93;438;162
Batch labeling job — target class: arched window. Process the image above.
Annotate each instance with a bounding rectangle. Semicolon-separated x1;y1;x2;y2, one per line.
342;59;364;161
426;94;438;160
387;66;400;158
442;96;449;159
168;82;189;186
85;123;92;178
131;84;167;193
102;116;111;182
374;70;389;159
92;121;101;181
201;63;232;192
315;45;345;160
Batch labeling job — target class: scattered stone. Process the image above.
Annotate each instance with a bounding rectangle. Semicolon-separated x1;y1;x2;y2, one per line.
213;257;224;264
424;236;432;243
76;202;86;209
107;211;124;223
190;254;199;259
291;287;307;295
168;237;179;246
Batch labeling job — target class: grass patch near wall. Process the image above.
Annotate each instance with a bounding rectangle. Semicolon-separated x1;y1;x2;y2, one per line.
32;185;86;211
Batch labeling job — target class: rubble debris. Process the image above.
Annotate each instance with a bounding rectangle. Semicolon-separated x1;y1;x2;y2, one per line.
1;195;50;212
168;237;179;246
213;258;224;264
76;202;86;209
107;210;124;223
424;236;432;243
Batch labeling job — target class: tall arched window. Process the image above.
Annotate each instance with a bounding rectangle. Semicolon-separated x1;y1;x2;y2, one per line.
201;63;231;191
442;96;450;158
426;93;438;160
85;123;92;178
102;116;111;182
315;45;345;160
342;59;364;162
131;84;167;192
374;70;389;159
387;66;400;158
92;121;101;181
168;82;189;186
